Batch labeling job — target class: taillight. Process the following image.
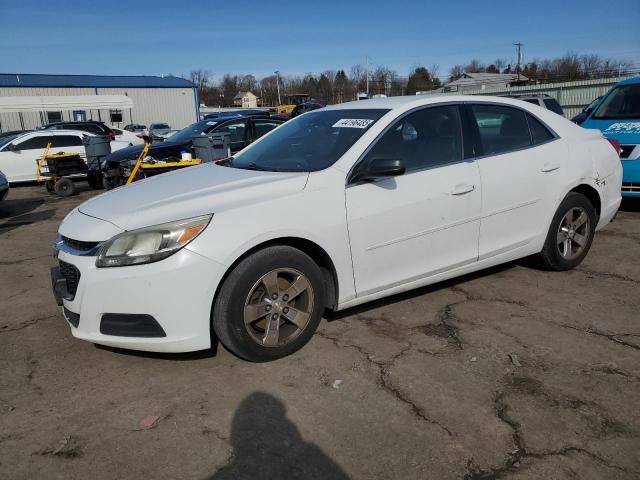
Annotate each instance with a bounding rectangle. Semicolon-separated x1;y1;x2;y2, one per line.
108;131;116;140
607;138;622;156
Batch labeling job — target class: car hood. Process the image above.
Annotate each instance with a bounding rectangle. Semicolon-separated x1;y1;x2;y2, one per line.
105;141;188;163
78;163;309;232
582;119;640;144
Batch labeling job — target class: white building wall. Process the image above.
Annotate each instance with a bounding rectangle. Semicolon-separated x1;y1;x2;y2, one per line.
0;86;198;132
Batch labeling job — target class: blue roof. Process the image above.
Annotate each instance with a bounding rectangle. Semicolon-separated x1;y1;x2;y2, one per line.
619;75;640;85
0;73;194;88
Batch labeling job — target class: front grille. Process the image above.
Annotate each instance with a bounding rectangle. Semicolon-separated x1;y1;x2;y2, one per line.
61;235;99;252
622;183;640;193
59;260;81;295
620;145;636;159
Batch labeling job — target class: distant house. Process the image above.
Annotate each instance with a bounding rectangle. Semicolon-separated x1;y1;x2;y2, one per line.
233;91;258;108
443;72;529;93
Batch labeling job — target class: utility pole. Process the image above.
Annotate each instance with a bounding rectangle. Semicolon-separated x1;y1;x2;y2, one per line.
513;42;524;81
274;70;281;106
366;57;370;97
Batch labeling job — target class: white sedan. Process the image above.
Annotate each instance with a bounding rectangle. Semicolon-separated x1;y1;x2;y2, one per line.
0;130;129;183
53;95;621;361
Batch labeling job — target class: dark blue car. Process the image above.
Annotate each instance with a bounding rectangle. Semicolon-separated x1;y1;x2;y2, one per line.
101;115;283;188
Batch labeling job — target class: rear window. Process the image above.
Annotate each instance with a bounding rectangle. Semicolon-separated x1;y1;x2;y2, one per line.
592;84;640;120
543;98;563;115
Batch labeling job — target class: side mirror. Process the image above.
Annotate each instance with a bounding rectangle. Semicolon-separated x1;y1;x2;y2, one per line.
351;157;405;184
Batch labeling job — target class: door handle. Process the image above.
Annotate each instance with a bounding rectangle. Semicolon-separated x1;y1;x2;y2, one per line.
450;184;475;195
541;162;560;172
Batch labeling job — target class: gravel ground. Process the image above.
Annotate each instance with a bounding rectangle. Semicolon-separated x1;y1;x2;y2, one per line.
1;184;639;480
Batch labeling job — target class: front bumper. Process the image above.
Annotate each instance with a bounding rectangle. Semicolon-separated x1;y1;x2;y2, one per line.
53;247;226;352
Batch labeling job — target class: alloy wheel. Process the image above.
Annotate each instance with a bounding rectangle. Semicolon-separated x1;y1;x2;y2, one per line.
243;268;315;347
556;206;591;260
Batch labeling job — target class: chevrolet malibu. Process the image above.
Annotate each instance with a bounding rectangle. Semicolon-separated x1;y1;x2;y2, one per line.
52;96;622;362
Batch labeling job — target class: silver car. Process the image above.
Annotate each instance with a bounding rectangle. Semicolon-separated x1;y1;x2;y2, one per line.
148;123;172;140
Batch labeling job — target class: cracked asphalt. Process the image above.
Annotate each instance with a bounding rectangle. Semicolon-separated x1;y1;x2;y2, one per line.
1;184;639;480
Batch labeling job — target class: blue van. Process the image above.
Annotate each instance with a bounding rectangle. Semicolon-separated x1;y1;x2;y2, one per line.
581;76;640;197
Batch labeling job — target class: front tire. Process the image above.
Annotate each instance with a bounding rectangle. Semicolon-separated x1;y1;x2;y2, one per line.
213;246;326;362
539;192;596;271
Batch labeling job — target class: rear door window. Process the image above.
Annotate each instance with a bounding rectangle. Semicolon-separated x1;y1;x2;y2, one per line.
15;136;51;150
253;120;282;139
215;120;248;144
50;135;83;148
471;104;532;155
543;98;564;115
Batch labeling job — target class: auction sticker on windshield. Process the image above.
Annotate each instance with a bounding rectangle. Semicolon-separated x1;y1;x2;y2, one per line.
333;119;374;129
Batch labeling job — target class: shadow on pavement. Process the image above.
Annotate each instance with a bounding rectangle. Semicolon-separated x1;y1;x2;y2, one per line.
620;198;640;212
94;341;219;361
210;392;350;480
0;197;45;219
0;207;55;235
326;261;517;322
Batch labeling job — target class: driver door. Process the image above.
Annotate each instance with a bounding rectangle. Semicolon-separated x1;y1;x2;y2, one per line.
345;105;481;297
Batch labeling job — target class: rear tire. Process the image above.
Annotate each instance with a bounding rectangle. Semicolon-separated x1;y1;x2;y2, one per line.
213;246;325;362
45;180;55;193
538;192;596;271
87;171;103;190
54;178;75;197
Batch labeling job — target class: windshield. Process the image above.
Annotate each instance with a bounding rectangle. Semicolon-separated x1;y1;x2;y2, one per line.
152;123;170;129
229;109;388;172
591;84;640;120
164;121;213;143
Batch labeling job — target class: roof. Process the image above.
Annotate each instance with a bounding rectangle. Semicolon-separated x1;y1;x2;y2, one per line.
0;95;132;112
0;73;194;89
619;75;640;85
447;72;528;86
323;94;550;112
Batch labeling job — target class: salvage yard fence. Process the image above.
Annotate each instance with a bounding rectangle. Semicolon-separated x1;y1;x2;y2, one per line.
433;75;638;119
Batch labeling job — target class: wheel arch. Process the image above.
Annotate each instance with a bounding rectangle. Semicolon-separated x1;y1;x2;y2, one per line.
211;236;340;319
569;183;601;218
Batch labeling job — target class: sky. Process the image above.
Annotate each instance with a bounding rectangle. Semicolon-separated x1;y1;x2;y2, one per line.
1;0;639;81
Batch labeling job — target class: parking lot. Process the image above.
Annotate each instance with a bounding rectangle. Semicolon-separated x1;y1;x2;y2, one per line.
0;184;639;479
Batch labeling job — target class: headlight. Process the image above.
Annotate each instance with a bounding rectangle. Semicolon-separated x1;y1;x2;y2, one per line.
96;214;212;267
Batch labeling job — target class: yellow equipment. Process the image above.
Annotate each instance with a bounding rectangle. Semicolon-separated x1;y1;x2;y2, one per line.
36;143;88;196
275;93;310;116
126;142;202;185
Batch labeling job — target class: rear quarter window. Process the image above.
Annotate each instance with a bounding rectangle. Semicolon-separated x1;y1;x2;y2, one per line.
526;114;555;144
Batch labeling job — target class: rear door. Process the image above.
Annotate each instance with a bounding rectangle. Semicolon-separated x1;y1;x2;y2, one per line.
467;103;564;259
49;133;86;159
